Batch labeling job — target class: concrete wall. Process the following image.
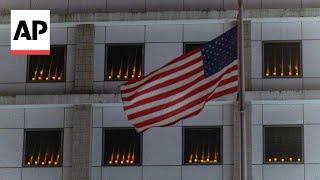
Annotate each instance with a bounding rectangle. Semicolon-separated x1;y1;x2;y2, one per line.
4;19;320;94
250;21;320;91
91;103;234;180
251;101;320;180
0;103;234;180
0;26;75;95
0;106;72;180
0;0;319;13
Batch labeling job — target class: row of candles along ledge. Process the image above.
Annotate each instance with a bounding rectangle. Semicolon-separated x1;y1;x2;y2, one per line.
107;59;142;80
187;152;219;164
265;64;299;77
108;148;136;165
31;64;63;81
26;151;60;166
267;157;302;163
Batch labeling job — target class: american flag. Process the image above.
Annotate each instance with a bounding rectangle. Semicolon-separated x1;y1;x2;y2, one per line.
121;26;239;132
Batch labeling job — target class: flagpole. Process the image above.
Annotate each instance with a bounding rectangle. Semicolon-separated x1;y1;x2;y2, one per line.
237;0;247;179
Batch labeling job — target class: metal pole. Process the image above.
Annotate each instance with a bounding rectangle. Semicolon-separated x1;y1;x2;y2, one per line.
237;0;247;180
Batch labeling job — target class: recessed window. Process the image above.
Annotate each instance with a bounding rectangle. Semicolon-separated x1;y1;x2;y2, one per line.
103;128;141;166
183;127;222;165
184;43;206;53
105;44;144;81
28;46;66;82
264;126;303;164
24;129;63;167
263;42;301;78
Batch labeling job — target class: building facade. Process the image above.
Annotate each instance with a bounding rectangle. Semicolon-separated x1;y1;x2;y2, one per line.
1;1;320;180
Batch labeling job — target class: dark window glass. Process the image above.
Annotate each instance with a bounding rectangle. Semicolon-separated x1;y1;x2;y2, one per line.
184;127;221;165
28;46;66;82
24;130;63;167
103;128;141;166
184;43;206;53
263;42;301;78
264;126;303;164
105;45;144;81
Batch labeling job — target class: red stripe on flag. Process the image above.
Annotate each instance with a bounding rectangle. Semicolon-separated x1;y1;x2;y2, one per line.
121;57;202;94
125;49;201;86
134;93;210;128
127;66;238;119
123;74;205;111
122;65;203;102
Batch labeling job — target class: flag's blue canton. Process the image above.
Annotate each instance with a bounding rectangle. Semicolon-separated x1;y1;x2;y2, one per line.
201;26;238;78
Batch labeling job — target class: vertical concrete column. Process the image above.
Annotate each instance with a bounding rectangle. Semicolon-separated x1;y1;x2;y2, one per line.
72;104;92;180
228;20;253;180
244;21;252;90
73;24;95;93
233;103;241;180
246;103;252;180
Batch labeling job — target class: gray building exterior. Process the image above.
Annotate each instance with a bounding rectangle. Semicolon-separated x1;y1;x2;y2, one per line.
1;1;320;180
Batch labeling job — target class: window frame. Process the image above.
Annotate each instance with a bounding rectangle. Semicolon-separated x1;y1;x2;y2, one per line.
104;43;145;81
26;45;67;83
262;41;303;79
183;42;207;53
102;127;143;166
182;126;223;166
263;125;304;164
22;128;64;168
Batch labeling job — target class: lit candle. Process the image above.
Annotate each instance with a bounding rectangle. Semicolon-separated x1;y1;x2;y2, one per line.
109;65;114;80
58;70;63;81
213;159;218;163
130;153;135;164
201;147;205;163
189;153;193;164
115;149;119;164
121;153;125;164
132;57;136;78
281;158;285;162
289;157;293;162
274;158;277;162
266;62;270;77
27;162;31;165
126;147;131;164
55;153;60;165
297;158;301;162
268;158;272;163
118;58;123;79
109;148;114;164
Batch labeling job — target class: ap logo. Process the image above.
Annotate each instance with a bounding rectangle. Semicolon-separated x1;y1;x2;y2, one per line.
10;10;50;55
